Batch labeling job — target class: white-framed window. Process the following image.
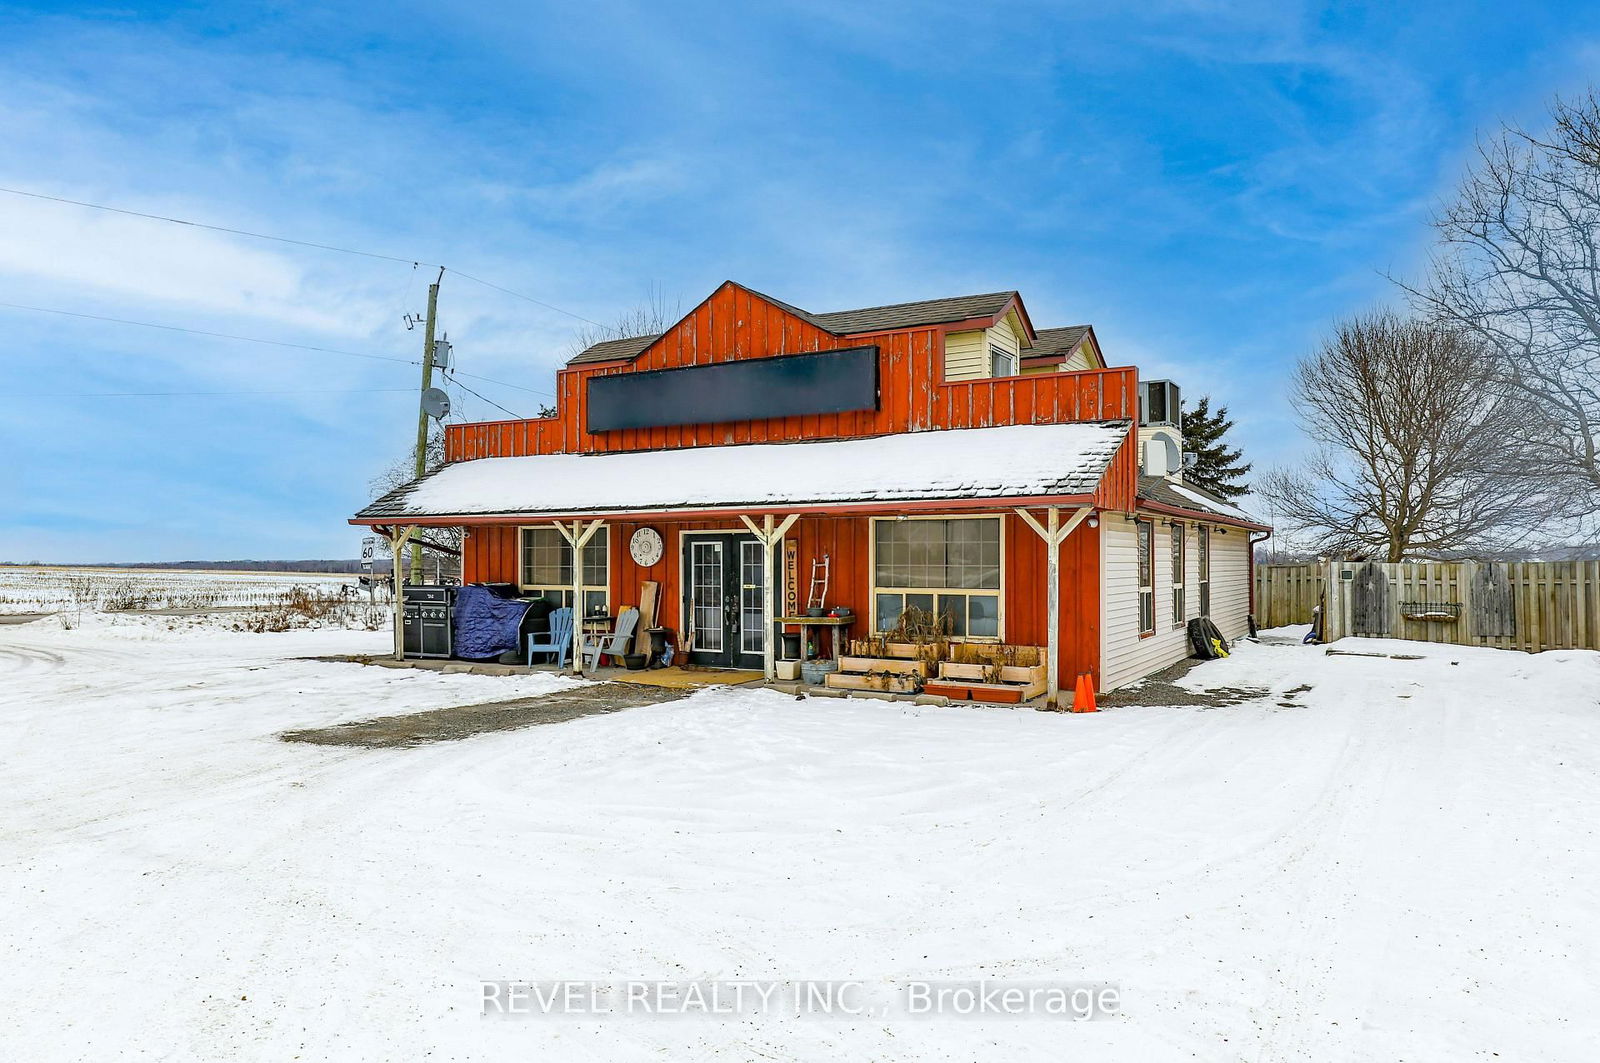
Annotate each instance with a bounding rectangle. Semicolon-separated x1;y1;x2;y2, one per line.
989;345;1017;378
872;516;1002;638
1171;522;1186;627
1197;525;1211;617
519;526;609;617
1136;518;1155;636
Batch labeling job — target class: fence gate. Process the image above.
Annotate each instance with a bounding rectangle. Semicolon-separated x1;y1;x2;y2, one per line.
1349;562;1390;636
1469;562;1515;638
1253;563;1326;626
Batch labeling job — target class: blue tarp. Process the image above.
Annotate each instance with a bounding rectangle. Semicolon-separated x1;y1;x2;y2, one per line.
452;585;532;660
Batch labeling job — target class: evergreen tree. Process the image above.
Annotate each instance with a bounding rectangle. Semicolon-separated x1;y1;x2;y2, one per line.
1180;395;1252;500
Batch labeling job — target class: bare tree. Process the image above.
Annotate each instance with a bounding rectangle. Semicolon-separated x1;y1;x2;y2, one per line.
566;285;682;359
1405;90;1600;531
1258;312;1559;562
367;430;461;581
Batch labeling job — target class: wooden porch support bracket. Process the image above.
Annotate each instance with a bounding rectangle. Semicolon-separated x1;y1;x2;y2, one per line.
554;519;606;675
1014;506;1092;709
382;524;419;661
739;513;800;681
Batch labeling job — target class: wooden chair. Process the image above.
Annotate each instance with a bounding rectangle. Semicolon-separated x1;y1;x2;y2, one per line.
526;607;574;667
581;607;640;670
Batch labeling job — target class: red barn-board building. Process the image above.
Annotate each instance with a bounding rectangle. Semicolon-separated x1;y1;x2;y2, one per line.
355;281;1269;704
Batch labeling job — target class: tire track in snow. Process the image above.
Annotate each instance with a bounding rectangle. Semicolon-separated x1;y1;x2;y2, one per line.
0;645;67;677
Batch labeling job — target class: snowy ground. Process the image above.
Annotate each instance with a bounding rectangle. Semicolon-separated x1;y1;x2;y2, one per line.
2;616;1597;1061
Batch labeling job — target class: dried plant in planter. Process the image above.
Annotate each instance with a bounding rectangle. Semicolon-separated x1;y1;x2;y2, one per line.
886;606;952;671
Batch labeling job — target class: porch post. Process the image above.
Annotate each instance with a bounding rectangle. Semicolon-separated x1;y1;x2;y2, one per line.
387;525;416;661
1045;507;1060;708
740;513;800;682
1015;506;1092;709
554;519;605;675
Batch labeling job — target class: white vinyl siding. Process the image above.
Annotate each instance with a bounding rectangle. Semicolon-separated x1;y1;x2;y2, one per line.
1019;335;1099;375
1061;344;1095;371
944;310;1025;382
987;311;1022;377
944;330;987;381
1099;512;1252;691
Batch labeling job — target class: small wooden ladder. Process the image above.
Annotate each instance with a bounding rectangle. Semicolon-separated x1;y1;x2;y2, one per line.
806;554;830;612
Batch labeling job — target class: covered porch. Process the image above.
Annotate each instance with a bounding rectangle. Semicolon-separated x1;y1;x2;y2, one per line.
354;421;1136;707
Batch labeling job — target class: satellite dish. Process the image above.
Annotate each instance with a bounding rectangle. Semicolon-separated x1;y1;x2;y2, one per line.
421;387;451;419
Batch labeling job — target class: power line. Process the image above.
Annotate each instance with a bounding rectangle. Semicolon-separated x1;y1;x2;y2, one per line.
449;269;611;330
0;184;426;266
28;388;415;398
0;301;415;365
0;184;618;331
443;369;523;419
0;298;556;397
446;368;553;397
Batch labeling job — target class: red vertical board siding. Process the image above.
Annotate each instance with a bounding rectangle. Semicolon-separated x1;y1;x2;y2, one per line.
461;511;1101;689
442;280;1140;464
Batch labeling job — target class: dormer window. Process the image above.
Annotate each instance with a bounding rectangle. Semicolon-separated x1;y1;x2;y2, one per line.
989;345;1017;378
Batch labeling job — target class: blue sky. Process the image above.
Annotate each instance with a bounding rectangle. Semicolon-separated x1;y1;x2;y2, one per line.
2;1;1597;561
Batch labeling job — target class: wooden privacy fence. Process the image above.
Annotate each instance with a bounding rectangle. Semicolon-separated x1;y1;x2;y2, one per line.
1256;561;1600;653
1254;564;1326;628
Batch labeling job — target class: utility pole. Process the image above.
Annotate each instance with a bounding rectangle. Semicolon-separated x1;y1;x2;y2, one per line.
410;267;444;585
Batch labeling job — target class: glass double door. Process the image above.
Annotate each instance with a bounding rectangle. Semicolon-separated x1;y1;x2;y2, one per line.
683;533;766;669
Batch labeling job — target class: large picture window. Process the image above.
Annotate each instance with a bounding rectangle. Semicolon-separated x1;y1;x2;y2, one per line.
519;526;609;617
1136;518;1155;636
873;516;1001;638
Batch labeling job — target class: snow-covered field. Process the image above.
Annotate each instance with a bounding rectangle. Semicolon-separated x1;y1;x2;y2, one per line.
0;565;361;614
2;615;1597;1061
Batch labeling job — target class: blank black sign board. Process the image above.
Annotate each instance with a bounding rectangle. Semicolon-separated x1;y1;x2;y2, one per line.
585;345;880;434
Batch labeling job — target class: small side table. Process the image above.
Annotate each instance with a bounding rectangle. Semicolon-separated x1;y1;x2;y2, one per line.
774;615;855;662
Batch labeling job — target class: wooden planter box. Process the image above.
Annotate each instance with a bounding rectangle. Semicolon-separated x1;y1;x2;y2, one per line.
825;672;920;693
838;656;926;677
848;642;927;659
923;680;1025;704
937;662;1047;685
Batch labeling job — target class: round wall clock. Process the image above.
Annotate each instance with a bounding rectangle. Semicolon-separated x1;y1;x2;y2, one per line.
629;527;665;567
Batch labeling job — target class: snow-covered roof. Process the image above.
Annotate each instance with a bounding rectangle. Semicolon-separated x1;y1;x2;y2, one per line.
358;421;1131;521
1136;475;1267;528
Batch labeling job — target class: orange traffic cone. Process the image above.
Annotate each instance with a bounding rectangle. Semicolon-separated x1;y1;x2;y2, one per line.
1075;672;1098;713
1069;673;1086;713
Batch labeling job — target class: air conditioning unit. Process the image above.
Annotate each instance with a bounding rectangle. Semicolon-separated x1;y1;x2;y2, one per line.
1140;379;1181;427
